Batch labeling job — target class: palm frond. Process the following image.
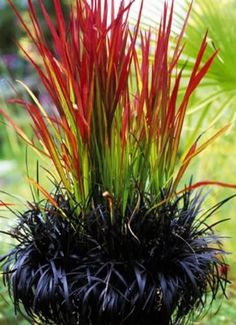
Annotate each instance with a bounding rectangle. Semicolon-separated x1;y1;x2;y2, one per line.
177;0;236;125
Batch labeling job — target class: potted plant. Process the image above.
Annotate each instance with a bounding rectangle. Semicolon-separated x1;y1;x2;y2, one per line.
1;1;235;324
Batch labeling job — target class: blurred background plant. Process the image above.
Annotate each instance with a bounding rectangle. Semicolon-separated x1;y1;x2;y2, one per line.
0;0;70;161
177;0;236;281
176;1;236;323
0;0;236;324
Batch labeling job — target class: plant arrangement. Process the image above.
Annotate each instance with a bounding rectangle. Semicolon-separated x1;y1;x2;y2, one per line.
1;0;235;324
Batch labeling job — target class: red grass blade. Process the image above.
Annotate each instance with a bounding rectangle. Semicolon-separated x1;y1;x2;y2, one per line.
2;0;234;213
178;181;236;194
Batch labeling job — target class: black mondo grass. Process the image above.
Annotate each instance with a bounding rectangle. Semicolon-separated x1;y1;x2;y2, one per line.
1;189;230;325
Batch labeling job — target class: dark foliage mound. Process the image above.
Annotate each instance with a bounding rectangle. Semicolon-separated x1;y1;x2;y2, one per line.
0;190;229;325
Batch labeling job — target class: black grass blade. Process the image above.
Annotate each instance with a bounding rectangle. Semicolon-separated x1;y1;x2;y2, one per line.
0;189;231;324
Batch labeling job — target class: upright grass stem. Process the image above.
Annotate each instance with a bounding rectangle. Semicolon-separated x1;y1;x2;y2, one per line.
3;0;236;217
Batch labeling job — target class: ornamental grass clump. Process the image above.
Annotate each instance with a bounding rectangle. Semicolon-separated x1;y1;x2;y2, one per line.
1;1;235;324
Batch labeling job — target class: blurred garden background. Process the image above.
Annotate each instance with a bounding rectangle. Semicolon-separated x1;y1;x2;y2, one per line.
0;0;236;324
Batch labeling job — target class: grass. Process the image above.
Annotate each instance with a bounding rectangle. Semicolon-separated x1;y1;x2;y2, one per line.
1;1;236;323
0;144;236;324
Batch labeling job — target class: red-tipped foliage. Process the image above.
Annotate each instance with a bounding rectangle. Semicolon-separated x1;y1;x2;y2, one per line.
5;0;231;206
